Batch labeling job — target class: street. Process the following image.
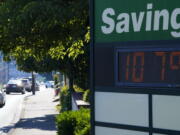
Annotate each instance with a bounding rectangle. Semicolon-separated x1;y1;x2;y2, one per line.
0;92;30;133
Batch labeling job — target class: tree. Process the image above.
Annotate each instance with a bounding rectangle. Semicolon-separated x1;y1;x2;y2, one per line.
0;0;90;108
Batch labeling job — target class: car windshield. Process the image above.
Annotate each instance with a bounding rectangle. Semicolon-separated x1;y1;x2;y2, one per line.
22;80;27;83
21;80;29;84
23;77;32;82
7;80;21;85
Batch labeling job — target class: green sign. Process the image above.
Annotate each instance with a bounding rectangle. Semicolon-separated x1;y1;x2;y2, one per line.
95;0;180;43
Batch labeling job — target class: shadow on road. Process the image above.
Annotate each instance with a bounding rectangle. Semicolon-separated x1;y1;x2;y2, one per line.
0;125;14;134
15;114;56;131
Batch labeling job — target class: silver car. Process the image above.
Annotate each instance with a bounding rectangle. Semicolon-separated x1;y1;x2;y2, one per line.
20;79;31;92
0;89;6;107
6;80;25;94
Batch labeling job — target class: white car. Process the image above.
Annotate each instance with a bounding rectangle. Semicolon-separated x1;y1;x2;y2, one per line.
0;89;6;107
20;79;32;92
45;81;54;88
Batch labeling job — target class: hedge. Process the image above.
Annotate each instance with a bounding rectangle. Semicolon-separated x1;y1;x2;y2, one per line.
83;89;90;103
56;108;90;135
59;85;71;112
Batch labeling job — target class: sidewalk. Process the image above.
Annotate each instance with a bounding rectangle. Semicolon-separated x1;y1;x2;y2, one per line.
9;88;58;135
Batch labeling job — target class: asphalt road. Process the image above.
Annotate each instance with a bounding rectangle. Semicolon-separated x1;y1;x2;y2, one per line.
0;92;31;134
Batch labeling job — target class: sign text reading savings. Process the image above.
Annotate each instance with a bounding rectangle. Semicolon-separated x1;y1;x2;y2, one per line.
101;3;180;38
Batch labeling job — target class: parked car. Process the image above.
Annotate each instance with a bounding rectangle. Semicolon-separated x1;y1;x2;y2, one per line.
6;80;26;94
20;78;32;92
45;81;54;88
22;77;32;81
35;82;40;91
0;89;6;107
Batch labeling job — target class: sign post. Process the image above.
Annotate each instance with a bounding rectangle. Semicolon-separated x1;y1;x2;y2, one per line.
91;0;180;135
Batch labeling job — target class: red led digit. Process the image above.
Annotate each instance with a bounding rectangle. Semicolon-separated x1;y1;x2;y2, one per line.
155;52;166;81
132;52;144;82
170;52;180;70
125;54;130;80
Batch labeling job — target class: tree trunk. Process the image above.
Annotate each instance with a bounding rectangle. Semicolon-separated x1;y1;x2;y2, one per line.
64;74;67;86
69;76;73;92
68;75;74;110
31;72;35;95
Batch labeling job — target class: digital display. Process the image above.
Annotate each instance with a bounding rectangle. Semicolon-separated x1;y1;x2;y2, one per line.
117;49;180;87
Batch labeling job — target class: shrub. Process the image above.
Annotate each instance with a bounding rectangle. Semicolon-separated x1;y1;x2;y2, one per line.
83;89;90;103
56;108;90;135
53;74;59;86
56;111;76;135
74;109;90;135
76;125;90;135
73;85;84;92
60;85;71;112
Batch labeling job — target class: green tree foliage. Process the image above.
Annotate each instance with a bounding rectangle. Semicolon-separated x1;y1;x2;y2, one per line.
0;0;90;90
0;0;89;53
